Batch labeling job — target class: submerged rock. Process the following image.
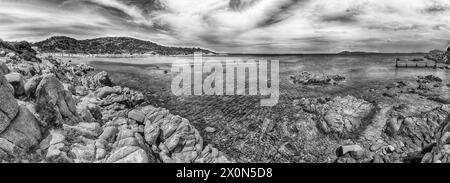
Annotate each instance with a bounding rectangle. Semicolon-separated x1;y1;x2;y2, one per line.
290;72;346;86
297;96;374;136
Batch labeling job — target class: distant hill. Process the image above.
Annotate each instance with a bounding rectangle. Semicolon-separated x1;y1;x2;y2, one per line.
33;36;215;55
337;51;379;55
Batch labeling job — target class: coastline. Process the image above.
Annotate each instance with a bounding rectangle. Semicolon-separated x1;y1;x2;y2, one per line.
0;49;233;163
1;47;450;163
73;55;450;163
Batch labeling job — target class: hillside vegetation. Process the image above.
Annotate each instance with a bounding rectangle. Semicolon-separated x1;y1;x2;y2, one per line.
33;36;215;55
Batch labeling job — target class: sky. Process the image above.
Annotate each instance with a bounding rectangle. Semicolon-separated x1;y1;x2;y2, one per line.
1;0;450;53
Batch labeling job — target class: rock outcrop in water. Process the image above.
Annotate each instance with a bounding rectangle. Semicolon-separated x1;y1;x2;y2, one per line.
0;41;232;163
290;72;346;86
290;72;450;163
425;47;450;64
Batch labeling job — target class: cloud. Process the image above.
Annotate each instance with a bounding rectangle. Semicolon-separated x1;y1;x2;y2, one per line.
1;0;450;53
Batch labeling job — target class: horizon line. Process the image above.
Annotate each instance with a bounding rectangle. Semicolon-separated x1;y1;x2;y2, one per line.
2;35;434;55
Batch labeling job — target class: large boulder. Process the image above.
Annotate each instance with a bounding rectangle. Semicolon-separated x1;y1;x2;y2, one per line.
96;86;120;99
421;114;450;163
98;87;144;107
0;61;9;75
76;99;102;122
82;71;112;89
35;74;80;126
92;71;112;87
0;105;41;151
297;96;374;135
24;75;42;98
4;72;25;96
386;104;448;152
106;146;149;163
140;105;232;163
0;74;19;133
105;127;154;163
44;130;72;163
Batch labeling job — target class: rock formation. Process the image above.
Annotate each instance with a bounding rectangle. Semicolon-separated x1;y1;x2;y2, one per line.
0;43;232;163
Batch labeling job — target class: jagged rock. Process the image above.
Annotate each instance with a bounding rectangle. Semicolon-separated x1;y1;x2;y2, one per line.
98;89;144;107
418;75;442;83
128;110;145;124
0;74;19;133
337;145;363;156
4;72;25;96
8;62;39;78
63;83;75;94
82;71;112;89
421;115;450;163
106;146;149;163
323;96;373;135
105;127;154;163
388;105;447;151
0;138;19;155
96;86;120;99
290;72;345;86
278;142;297;157
75;86;88;96
0;61;9;75
76;99;102;122
95;139;109;160
205;127;216;133
45;130;72;163
195;144;232;163
298;96;374;135
70;140;96;163
139;105;232;163
35;74;80;126
24;75;42;98
99;126;117;143
101;105;128;121
0;105;41;151
63;122;102;139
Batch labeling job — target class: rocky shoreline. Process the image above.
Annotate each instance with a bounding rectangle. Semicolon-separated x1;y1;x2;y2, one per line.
1;41;450;163
0;43;232;163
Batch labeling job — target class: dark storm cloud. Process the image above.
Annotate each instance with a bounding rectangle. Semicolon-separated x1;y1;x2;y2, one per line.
256;0;307;27
423;5;449;13
229;0;259;10
366;23;421;31
321;9;361;23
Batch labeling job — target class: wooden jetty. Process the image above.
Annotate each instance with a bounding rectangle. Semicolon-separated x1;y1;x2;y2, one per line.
395;59;448;69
